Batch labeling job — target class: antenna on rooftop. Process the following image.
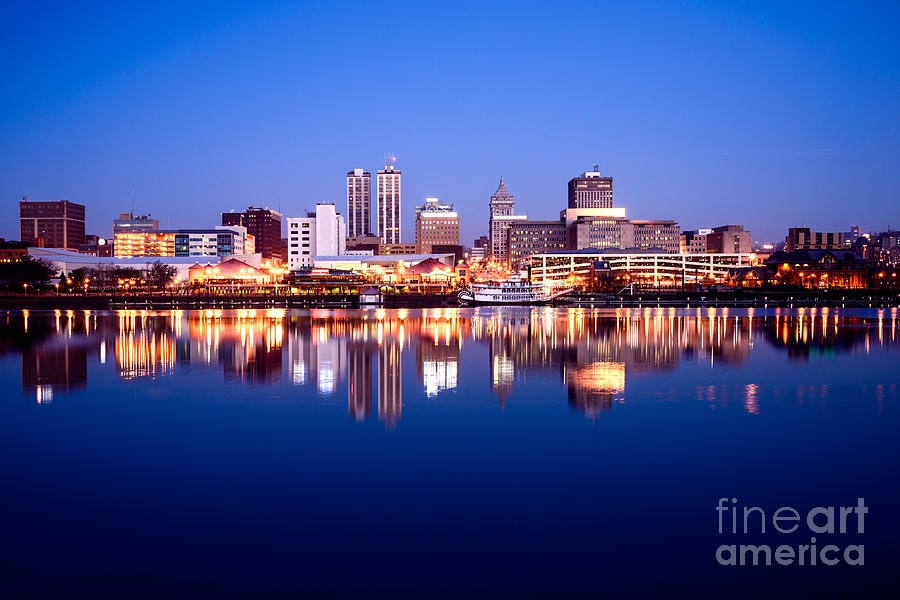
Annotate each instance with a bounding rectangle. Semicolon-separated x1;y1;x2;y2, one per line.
593;163;599;172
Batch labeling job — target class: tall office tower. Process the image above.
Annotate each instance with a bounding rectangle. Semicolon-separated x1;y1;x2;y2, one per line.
222;206;283;261
567;168;613;209
286;203;347;270
18;197;86;251
347;168;371;238
377;156;401;244
415;197;460;253
488;177;527;263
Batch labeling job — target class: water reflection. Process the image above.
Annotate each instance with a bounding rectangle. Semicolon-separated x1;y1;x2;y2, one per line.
2;307;898;421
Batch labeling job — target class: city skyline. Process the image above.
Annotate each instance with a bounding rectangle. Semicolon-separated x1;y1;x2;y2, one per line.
2;2;899;244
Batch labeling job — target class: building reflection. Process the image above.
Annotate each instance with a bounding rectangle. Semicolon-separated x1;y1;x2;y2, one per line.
348;340;375;421
416;324;459;398
471;308;754;416
11;307;899;418
378;337;402;427
22;340;88;403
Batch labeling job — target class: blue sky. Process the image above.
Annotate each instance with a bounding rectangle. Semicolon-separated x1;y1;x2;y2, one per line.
2;0;899;243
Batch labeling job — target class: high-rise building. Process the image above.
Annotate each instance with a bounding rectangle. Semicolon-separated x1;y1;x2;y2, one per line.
346;168;371;238
222;207;282;261
567;169;613;209
377;157;401;244
415;197;459;254
488;177;527;263
286;203;347;270
19;197;86;251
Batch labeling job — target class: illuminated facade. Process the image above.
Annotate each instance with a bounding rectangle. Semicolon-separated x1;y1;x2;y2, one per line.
113;227;253;258
415;197;459;254
113;230;176;257
507;220;568;269
377;158;401;244
347;168;371;238
528;250;754;287
567;170;613;209
630;220;681;254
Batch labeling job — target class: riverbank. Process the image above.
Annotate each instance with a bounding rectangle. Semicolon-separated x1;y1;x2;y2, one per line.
0;288;898;310
562;288;900;308
0;292;461;310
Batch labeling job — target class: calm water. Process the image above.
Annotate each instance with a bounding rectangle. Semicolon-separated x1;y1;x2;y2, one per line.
1;307;898;597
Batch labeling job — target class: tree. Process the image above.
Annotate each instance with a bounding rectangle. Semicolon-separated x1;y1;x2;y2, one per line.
111;266;141;282
147;261;178;291
0;257;56;291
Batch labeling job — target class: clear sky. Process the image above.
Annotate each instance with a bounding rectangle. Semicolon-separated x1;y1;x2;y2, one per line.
2;0;899;244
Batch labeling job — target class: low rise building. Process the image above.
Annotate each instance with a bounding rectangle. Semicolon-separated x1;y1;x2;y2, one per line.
680;229;711;254
114;226;254;258
763;249;867;288
26;247;225;282
188;258;274;288
527;249;753;288
378;243;417;255
0;240;28;263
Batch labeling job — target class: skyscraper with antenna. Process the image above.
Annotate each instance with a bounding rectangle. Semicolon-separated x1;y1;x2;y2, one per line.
377;153;401;244
567;166;613;209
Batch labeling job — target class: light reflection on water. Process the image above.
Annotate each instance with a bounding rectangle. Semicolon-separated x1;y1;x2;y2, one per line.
5;307;899;421
2;306;900;595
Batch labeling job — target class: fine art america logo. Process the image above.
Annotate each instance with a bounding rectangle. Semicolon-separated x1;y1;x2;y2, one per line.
715;498;867;566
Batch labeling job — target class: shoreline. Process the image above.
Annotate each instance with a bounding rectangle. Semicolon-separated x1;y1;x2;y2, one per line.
1;289;898;310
